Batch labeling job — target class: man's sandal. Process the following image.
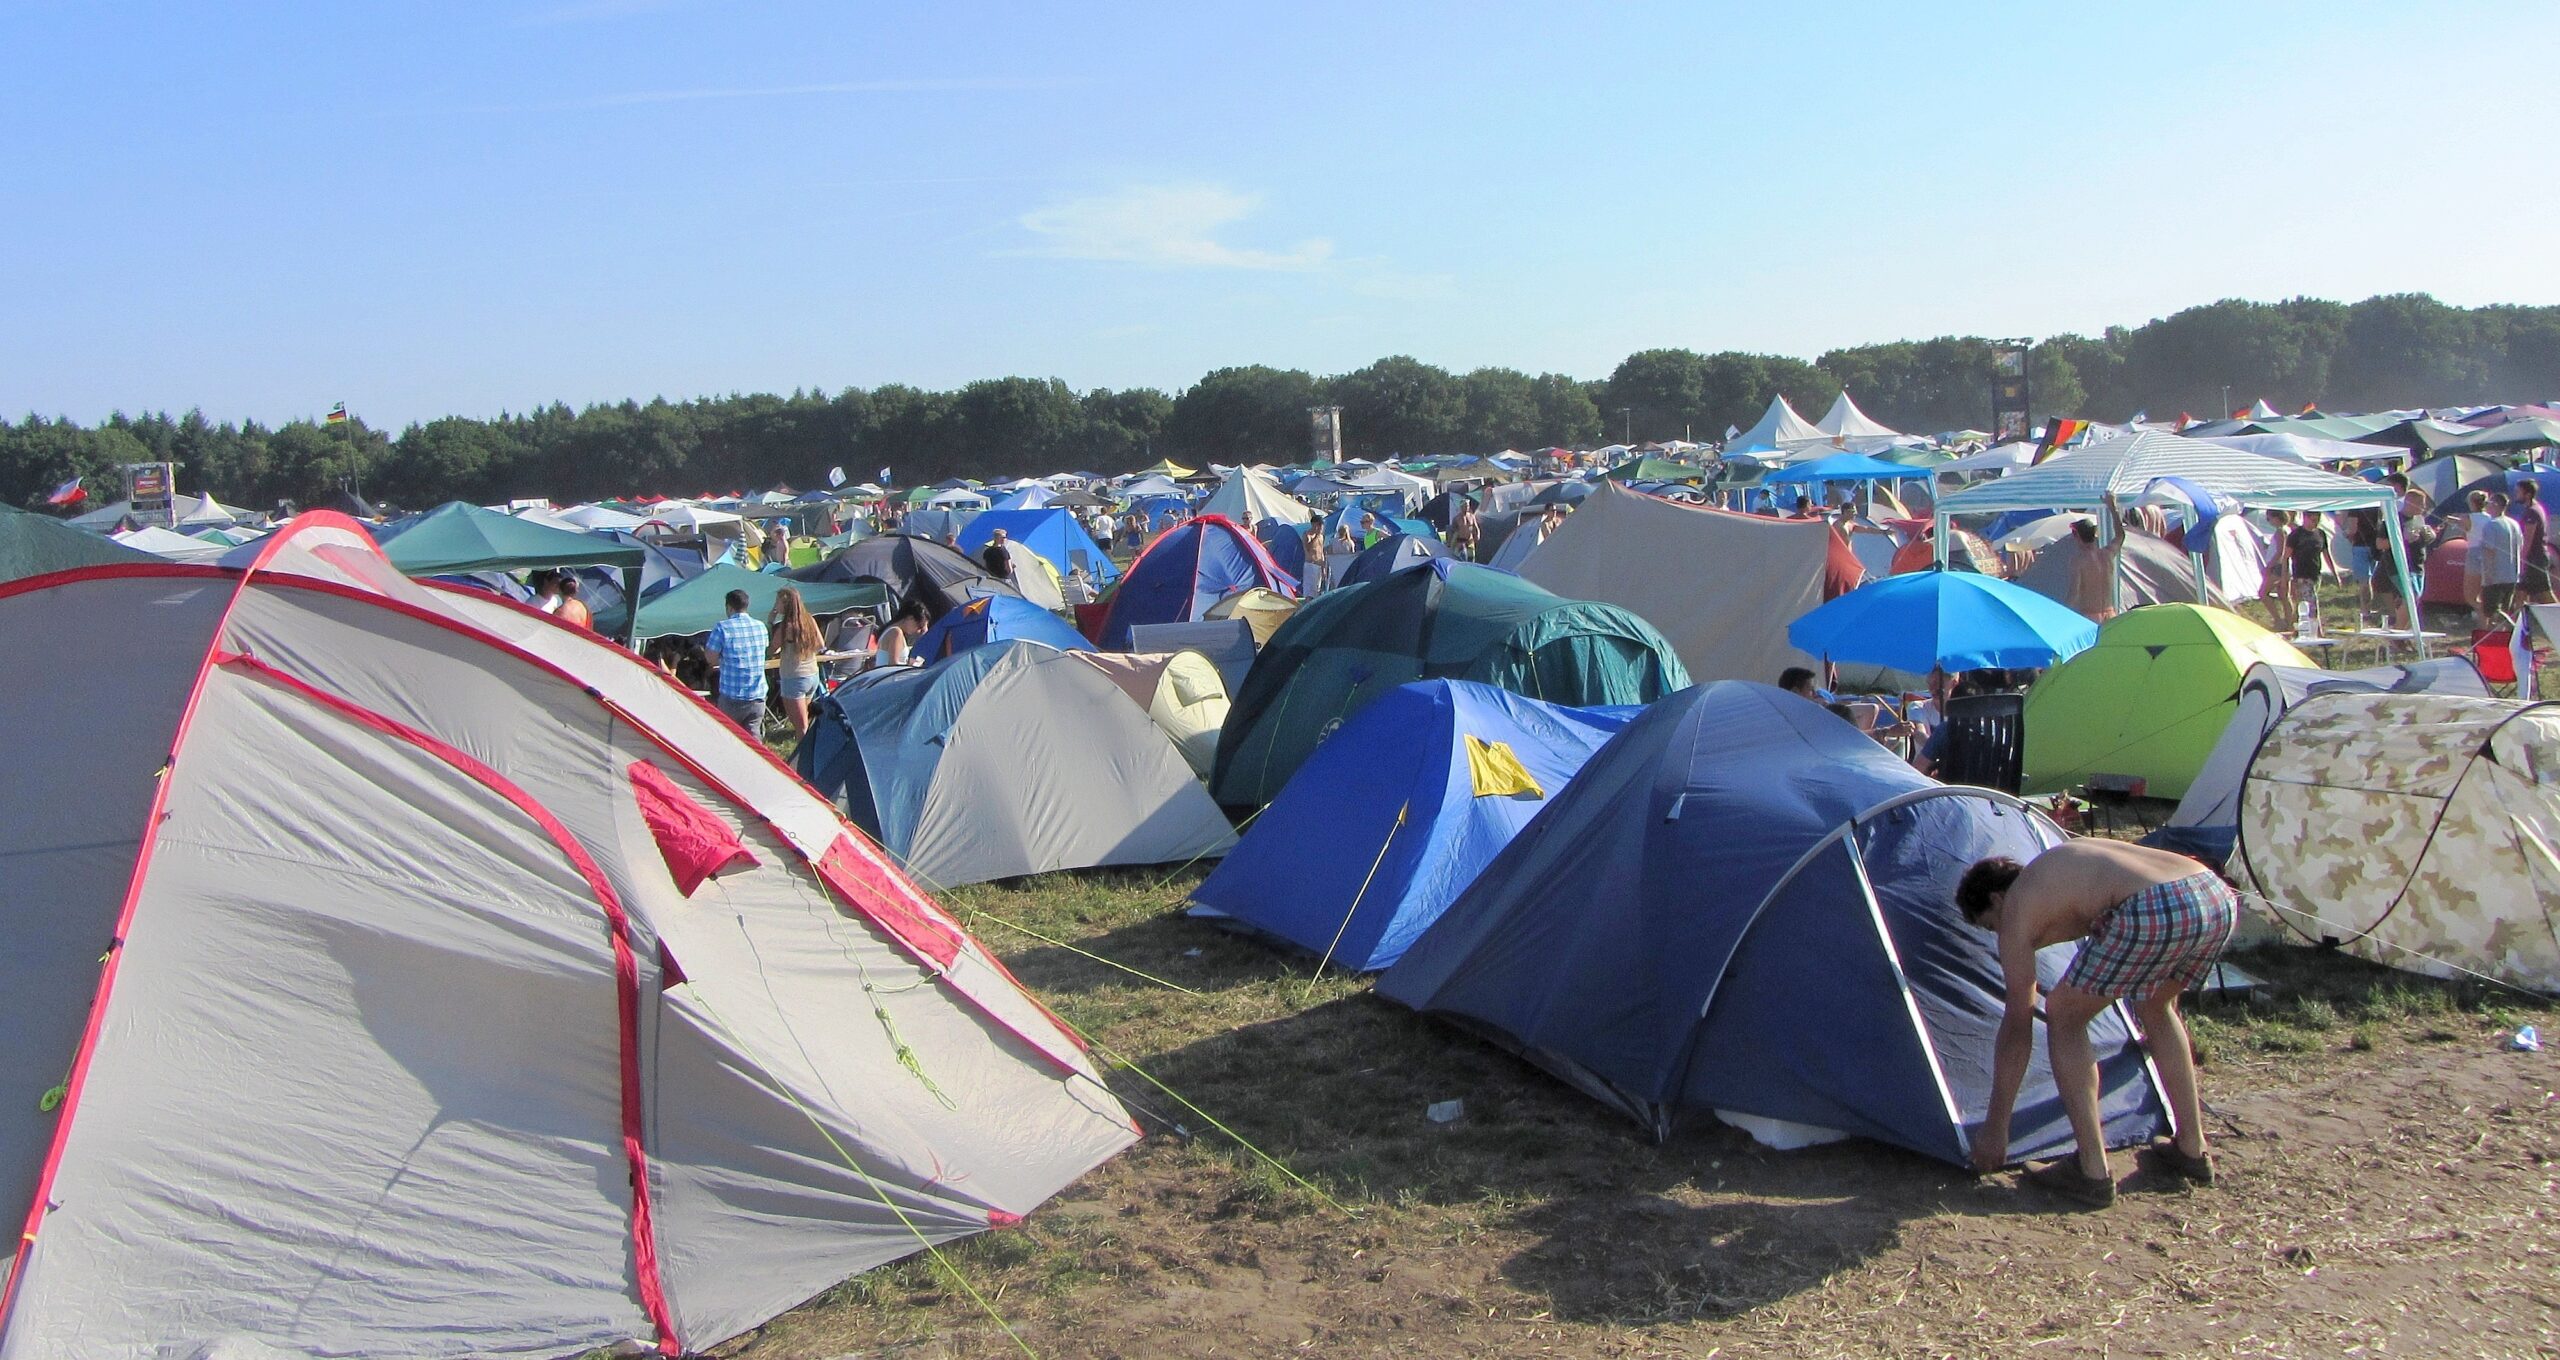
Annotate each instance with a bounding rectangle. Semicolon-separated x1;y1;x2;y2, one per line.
2019;1159;2117;1209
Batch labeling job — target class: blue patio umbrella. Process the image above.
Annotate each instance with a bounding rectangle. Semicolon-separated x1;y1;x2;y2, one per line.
1787;569;2098;675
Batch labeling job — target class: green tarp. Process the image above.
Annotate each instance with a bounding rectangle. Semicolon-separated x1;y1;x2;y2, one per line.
1211;559;1689;810
1604;456;1704;484
0;504;155;585
380;501;647;576
602;563;887;642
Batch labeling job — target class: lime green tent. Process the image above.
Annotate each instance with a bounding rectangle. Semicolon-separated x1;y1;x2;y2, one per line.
2022;604;2312;800
1604;456;1704;484
602;563;887;643
0;503;154;585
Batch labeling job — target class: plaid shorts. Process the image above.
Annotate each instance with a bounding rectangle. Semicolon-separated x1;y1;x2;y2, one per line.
2063;871;2238;998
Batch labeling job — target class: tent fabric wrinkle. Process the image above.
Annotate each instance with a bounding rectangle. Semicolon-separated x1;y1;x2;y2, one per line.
630;759;759;895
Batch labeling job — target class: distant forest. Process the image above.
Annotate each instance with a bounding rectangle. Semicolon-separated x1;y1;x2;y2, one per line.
6;293;2555;513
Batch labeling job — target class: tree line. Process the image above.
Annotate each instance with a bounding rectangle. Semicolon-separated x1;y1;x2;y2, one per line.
6;292;2553;513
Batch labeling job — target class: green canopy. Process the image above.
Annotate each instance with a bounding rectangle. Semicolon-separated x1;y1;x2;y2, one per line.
1604;456;1704;484
0;503;156;585
380;501;646;576
1210;559;1689;810
602;563;887;642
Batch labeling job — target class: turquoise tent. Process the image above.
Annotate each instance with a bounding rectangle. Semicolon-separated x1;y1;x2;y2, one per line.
601;563;886;642
1211;559;1689;811
381;502;648;634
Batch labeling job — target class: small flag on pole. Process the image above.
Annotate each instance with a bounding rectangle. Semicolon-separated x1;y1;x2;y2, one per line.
826;465;846;488
325;402;349;426
46;476;85;506
877;466;892;487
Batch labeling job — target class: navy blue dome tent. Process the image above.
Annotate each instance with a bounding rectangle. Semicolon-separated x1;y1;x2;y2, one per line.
1096;515;1298;649
1336;532;1450;586
1379;681;2171;1167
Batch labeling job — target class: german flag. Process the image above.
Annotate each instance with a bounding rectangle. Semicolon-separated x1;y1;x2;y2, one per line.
325;402;349;426
2033;418;2089;463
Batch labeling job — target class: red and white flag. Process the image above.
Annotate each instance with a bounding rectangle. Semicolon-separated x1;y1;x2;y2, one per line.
46;477;85;506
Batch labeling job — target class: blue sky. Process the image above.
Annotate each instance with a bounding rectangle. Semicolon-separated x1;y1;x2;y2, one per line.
5;1;2554;427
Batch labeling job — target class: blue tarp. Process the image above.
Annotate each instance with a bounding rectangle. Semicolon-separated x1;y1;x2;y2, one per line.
957;507;1119;584
1380;680;2170;1167
1097;516;1299;649
911;591;1093;661
1191;681;1634;971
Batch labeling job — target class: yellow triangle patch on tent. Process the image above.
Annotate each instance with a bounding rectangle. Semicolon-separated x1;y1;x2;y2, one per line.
1466;735;1544;799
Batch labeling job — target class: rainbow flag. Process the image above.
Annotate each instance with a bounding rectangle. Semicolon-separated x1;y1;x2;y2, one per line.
325;402;348;426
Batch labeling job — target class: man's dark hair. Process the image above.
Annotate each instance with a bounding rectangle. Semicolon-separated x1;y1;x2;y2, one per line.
2072;519;2098;544
724;589;751;612
2384;472;2410;494
2519;477;2540;500
1955;857;2025;922
556;576;580;598
1777;666;1816;694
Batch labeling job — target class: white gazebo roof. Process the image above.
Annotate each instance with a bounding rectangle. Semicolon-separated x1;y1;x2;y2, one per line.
1936;432;2395;515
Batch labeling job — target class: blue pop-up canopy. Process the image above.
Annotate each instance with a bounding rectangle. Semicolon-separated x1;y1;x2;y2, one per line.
1763;452;1933;485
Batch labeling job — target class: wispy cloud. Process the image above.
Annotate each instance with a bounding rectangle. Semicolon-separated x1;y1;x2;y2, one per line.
483;77;1077;113
1016;185;1332;271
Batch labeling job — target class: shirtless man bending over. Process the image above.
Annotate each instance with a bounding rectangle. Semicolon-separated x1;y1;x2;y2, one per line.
1954;838;2237;1207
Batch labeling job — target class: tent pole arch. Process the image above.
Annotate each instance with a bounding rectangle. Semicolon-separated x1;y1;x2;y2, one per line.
1838;829;1970;1164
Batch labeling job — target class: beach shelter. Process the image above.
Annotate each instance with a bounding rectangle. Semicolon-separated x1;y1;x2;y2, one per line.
0;516;1136;1358
2149;659;2489;868
1724;394;1826;455
2235;692;2560;993
604;563;886;643
1212;559;1688;811
1200;471;1314;528
1516;481;1861;684
911;591;1093;661
794;640;1236;886
0;503;153;584
2021;605;2313;800
784;533;1016;620
1072;649;1232;779
1378;681;2169;1164
1096;515;1299;650
955;508;1119;585
1193;681;1634;972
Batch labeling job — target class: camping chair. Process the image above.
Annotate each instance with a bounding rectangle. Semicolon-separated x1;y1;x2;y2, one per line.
2467;624;2542;697
1933;692;2025;793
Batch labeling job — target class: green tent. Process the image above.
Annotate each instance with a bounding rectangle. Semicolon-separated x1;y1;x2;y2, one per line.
0;503;156;585
2021;604;2312;801
1604;456;1704;484
1210;559;1689;810
602;563;888;643
380;501;646;576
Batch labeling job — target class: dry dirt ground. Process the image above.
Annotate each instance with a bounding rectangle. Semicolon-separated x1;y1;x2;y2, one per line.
711;868;2557;1360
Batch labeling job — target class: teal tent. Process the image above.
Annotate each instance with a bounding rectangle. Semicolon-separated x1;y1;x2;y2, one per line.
603;563;887;643
381;502;650;637
1211;559;1689;811
0;504;155;585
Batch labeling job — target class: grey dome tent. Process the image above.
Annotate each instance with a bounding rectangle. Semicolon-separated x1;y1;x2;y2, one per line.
0;517;1135;1358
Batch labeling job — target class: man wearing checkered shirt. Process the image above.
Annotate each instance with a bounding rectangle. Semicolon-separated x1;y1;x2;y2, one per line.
702;589;770;733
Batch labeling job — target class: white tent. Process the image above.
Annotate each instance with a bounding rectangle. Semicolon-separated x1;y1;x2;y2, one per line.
110;524;231;562
0;517;1137;1358
1812;391;1905;449
1200;470;1313;528
557;502;649;531
1724;395;1826;456
1517;481;1846;683
69;492;243;531
2205;432;2400;465
1118;475;1188;499
639;504;744;536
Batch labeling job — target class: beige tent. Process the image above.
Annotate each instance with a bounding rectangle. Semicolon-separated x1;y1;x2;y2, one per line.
2236;692;2560;993
1206;586;1299;646
1073;650;1232;779
1515;481;1849;684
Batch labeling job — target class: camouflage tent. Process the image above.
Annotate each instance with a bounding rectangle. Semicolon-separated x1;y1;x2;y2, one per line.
2235;692;2560;994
